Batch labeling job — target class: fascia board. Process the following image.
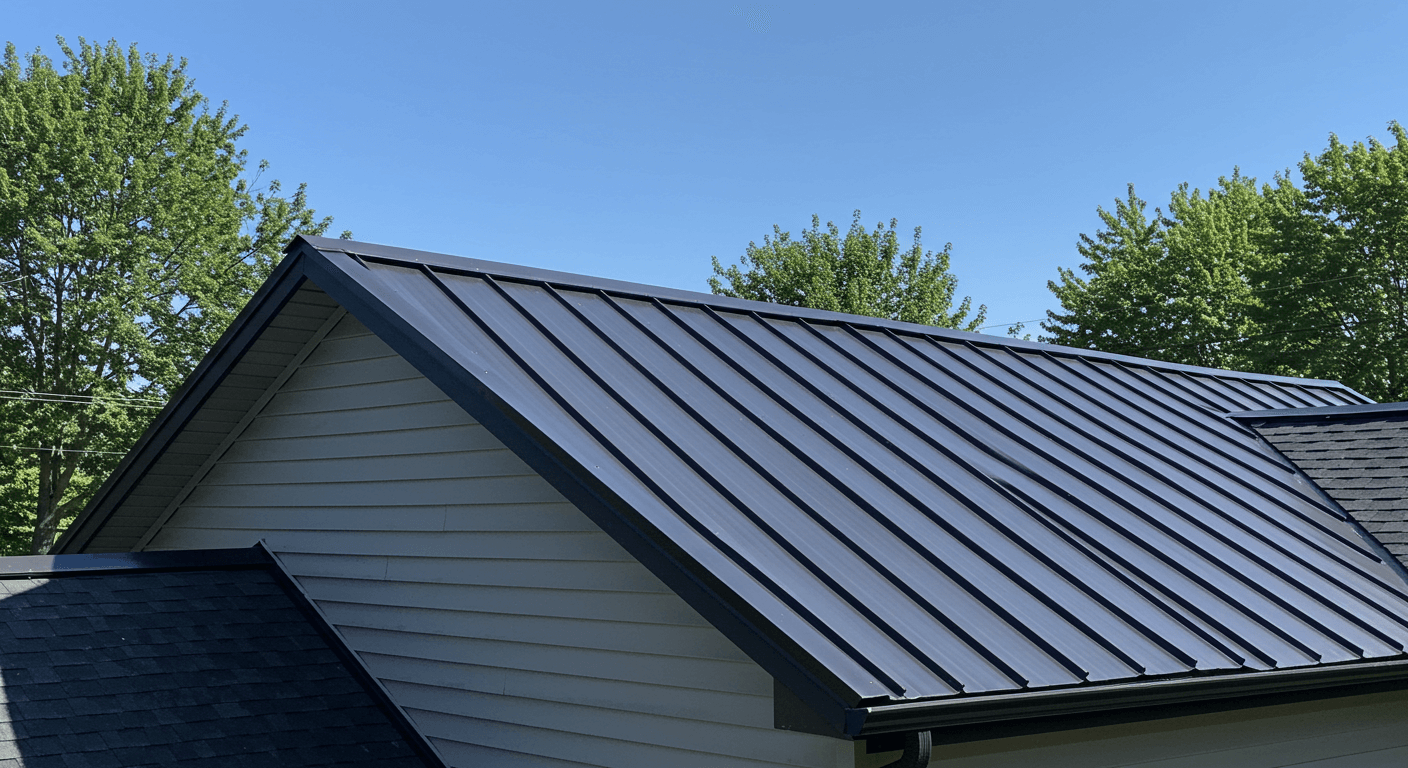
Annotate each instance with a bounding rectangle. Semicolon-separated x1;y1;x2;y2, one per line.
849;657;1408;737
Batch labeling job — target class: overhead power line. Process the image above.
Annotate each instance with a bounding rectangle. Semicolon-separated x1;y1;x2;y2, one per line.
0;390;165;409
1;445;128;455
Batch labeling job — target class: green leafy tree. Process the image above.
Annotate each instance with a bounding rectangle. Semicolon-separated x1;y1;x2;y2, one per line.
1251;124;1408;400
1045;122;1408;402
1045;175;1268;370
709;210;986;330
0;38;342;553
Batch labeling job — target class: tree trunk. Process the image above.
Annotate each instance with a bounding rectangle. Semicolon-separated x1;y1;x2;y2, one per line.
30;449;62;554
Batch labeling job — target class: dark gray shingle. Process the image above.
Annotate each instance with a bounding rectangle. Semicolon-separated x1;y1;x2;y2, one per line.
1249;413;1408;569
0;559;436;767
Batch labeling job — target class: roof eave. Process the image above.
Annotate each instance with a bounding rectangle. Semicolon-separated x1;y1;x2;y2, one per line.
848;657;1408;737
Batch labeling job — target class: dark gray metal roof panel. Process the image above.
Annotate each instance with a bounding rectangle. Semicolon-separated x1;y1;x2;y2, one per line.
61;235;1408;735
280;238;1408;721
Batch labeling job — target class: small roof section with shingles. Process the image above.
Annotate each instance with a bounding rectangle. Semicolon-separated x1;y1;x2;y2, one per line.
1236;403;1408;571
0;547;443;768
54;237;1408;737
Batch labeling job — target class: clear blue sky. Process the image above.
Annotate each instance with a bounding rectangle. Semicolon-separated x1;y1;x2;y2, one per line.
9;1;1407;333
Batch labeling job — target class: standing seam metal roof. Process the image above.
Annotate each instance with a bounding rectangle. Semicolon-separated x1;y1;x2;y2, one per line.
288;240;1408;704
57;236;1408;737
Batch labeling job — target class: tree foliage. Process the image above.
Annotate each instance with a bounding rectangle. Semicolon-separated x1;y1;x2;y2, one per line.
709;210;985;330
1044;122;1408;402
0;38;341;553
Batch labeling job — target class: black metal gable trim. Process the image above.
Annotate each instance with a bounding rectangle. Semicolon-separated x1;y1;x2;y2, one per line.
298;236;1359;391
294;239;860;734
54;251;313;554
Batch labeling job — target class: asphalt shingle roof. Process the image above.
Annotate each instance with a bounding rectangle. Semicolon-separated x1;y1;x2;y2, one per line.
0;549;438;767
1245;405;1408;570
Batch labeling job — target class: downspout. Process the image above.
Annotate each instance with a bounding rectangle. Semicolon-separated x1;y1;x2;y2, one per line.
880;730;932;768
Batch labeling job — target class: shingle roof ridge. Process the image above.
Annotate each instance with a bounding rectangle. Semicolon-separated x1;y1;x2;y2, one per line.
0;546;270;579
296;235;1359;394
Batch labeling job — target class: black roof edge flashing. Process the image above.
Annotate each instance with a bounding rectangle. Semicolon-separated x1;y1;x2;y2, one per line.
848;656;1408;737
295;242;861;734
1228;401;1408;423
257;542;451;768
0;546;273;579
297;235;1358;391
53;251;313;554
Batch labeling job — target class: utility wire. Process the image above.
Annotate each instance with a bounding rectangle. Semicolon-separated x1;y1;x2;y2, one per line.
1133;316;1386;355
978;318;1043;331
1;445;127;455
0;393;164;409
0;389;164;403
0;389;165;407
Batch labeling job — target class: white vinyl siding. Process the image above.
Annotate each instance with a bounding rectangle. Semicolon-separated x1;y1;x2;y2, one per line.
142;313;853;768
855;688;1408;768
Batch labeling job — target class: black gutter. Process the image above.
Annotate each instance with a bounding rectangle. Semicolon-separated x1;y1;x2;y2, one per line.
1229;401;1408;423
53;252;311;554
847;656;1408;736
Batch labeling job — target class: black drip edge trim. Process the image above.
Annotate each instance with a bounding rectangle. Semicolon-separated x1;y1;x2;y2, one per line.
0;546;272;579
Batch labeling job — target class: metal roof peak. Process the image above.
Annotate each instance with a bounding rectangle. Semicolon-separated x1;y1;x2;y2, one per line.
292;235;1359;393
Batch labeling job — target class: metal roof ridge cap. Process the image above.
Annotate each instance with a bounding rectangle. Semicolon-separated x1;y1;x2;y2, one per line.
297;237;1354;392
1229;401;1408;422
851;656;1408;735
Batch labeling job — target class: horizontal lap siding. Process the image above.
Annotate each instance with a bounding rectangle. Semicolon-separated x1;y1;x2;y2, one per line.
854;688;1408;768
143;312;851;768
